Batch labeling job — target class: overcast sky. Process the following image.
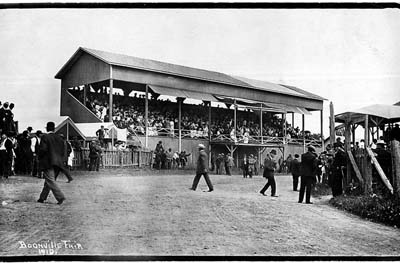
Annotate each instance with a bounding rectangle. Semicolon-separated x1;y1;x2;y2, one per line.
1;8;399;137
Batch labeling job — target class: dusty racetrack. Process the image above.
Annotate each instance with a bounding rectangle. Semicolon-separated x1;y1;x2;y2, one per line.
1;169;400;256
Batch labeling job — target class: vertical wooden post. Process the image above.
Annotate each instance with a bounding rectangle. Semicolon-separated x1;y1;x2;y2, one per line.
364;114;369;146
283;113;287;147
345;118;351;189
352;124;356;147
364;114;372;194
329;102;335;147
66;121;69;141
109;66;113;122
260;104;263;144
208;101;212;168
320;109;324;150
234;99;237;140
178;97;182;153
391;140;400;199
302;114;305;153
145;85;149;148
292;112;295;129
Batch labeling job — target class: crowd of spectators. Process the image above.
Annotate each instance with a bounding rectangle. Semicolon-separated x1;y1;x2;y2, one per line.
68;88;322;142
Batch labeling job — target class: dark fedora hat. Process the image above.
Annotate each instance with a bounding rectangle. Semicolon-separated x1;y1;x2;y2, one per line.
46;121;55;131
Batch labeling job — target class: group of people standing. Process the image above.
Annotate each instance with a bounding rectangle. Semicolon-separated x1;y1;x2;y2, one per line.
153;141;191;170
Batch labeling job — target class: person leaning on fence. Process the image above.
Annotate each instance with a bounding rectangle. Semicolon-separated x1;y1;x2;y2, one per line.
259;150;278;197
189;144;213;192
89;140;101;172
298;145;318;204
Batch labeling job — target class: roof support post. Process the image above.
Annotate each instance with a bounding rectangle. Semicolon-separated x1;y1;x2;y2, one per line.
66;121;69;141
145;85;149;148
283;113;287;147
109;65;113;123
302;114;305;153
345;117;351;190
363;114;372;194
260;104;263;145
320;109;324;150
364;114;369;146
234;99;237;141
330;102;335;147
292;112;295;129
208;101;212;168
178;97;183;153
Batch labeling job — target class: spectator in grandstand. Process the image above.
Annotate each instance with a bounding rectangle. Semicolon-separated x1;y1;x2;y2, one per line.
189;144;213;192
291;154;301;191
225;153;234;176
260;149;278;197
299;146;318;204
30;130;42;177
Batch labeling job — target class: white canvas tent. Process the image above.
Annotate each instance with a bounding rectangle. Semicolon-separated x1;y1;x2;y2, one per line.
55;117;127;142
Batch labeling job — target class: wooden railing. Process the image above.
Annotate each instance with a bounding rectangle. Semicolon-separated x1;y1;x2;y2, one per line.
72;148;153;169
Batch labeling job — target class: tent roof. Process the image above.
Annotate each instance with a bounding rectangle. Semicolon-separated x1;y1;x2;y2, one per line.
335;104;400;124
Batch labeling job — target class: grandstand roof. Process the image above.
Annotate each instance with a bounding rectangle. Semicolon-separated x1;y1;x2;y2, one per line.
335;104;400;124
55;47;325;111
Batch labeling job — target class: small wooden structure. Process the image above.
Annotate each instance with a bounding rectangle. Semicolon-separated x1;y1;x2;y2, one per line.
335;104;400;197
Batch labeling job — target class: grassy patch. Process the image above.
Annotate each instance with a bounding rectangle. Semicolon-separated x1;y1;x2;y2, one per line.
311;182;332;197
329;194;400;228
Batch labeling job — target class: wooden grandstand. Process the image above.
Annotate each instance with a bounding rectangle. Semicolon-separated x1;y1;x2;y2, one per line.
55;47;326;167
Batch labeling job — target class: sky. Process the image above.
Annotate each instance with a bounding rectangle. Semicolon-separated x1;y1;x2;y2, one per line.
1;8;399;138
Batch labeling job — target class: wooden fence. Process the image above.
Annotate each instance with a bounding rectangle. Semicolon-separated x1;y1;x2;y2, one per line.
72;148;153;169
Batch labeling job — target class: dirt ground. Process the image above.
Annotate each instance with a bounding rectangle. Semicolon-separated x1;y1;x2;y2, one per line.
1;169;400;257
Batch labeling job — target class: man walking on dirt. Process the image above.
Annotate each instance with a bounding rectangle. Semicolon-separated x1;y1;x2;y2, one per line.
259;150;278;197
190;144;213;192
298;146;318;204
291;154;301;191
37;122;66;205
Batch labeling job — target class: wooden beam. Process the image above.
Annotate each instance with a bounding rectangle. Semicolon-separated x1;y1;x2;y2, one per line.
109;66;113;122
347;150;364;185
234;99;237;141
391;140;400;199
260;104;263;144
345;118;351;188
364;114;369;146
329;102;335;147
366;147;394;194
145;85;149;148
302;114;305;153
178;97;182;152
320;109;324;150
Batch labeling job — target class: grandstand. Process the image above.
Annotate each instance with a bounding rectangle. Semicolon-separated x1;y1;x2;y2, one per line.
55;47;325;168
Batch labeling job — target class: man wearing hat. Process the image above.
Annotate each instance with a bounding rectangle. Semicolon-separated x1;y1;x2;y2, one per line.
260;149;278;197
330;142;346;197
30;130;42;177
298;145;318;204
190;144;213;192
37;122;66;205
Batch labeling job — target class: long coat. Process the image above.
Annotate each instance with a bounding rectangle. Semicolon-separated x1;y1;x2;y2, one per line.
300;151;318;177
196;149;208;174
38;132;66;170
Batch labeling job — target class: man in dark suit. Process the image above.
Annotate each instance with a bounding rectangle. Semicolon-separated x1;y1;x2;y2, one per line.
290;154;301;191
190;144;213;192
37;122;66;205
260;150;278;197
298;146;318;204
